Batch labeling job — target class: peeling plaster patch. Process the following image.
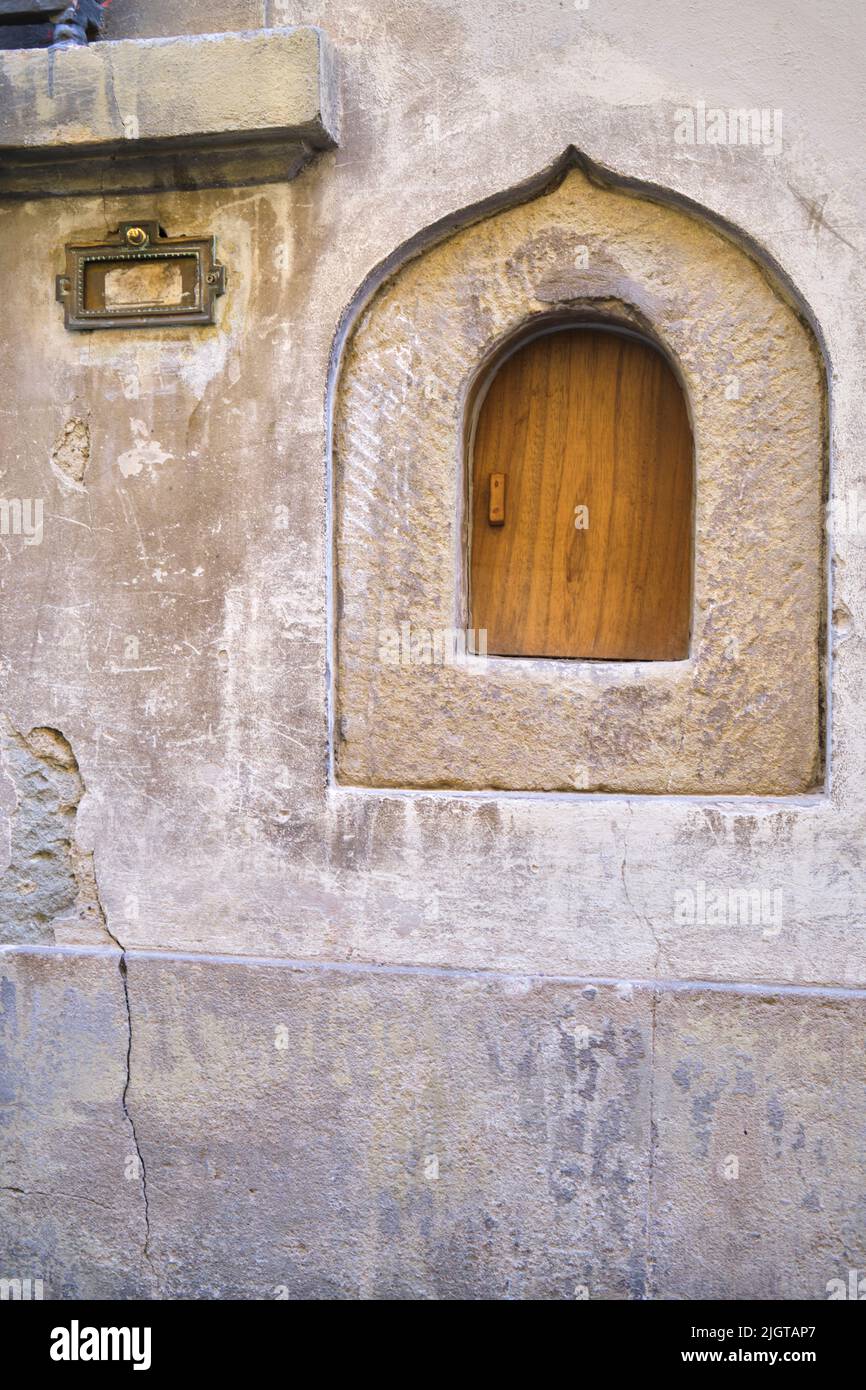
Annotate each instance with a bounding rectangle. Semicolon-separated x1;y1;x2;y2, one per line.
175;336;233;400
120;368;141;401
51;416;90;490
117;420;172;479
0;720;107;946
832;600;853;641
98;329;238;410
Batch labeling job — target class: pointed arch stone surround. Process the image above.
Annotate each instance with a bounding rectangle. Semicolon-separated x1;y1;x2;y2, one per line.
333;162;825;794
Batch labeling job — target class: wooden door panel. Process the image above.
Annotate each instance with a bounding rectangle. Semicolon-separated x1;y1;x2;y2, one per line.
470;327;693;660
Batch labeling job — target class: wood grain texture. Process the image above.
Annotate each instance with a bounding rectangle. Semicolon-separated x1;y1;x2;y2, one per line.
470;327;693;660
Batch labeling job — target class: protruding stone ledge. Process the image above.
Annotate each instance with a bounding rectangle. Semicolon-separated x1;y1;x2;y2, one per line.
0;26;340;196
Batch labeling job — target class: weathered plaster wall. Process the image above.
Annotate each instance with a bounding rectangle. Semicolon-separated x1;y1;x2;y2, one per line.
2;0;865;1299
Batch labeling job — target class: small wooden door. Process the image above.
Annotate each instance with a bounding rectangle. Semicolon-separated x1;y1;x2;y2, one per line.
470;327;693;660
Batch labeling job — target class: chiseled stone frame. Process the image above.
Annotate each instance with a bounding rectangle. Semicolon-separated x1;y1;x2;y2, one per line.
334;160;826;794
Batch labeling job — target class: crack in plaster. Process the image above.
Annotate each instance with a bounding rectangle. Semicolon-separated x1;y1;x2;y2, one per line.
100;907;158;1294
618;807;665;976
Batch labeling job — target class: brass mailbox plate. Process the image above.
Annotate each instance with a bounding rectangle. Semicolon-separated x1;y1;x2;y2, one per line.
56;221;226;331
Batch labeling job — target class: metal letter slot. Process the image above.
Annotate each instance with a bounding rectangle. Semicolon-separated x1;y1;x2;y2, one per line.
55;221;227;331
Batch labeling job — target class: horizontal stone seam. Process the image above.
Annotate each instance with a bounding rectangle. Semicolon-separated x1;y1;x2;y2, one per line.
329;784;829;809
2;943;865;1001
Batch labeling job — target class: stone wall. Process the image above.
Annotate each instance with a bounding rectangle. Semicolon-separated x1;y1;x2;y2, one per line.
1;0;865;1299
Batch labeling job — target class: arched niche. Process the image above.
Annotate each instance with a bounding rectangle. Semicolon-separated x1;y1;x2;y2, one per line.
333;158;825;794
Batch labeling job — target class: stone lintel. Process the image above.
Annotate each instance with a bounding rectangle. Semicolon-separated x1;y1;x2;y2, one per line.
0;26;340;195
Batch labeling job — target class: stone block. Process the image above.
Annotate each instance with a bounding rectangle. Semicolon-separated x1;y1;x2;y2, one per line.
0;26;339;194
